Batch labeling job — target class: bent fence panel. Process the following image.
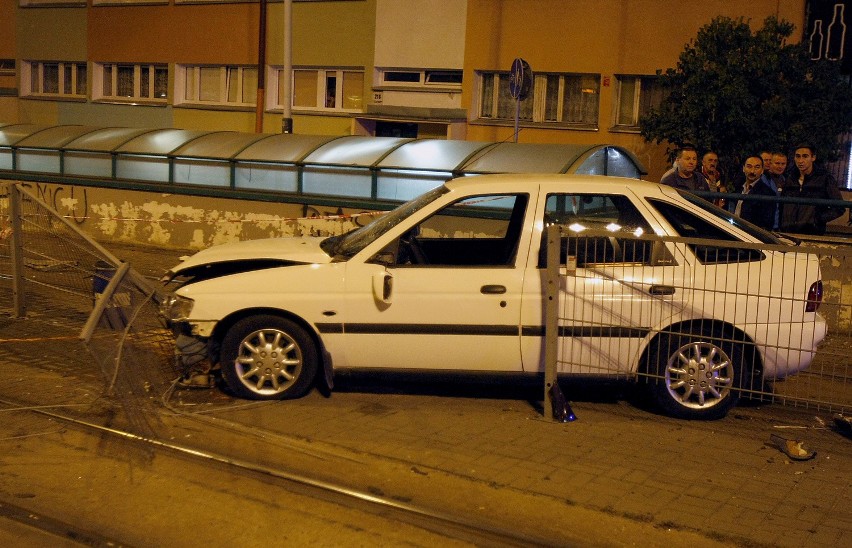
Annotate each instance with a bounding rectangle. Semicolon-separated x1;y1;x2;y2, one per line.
0;182;180;437
1;182;849;419
544;225;851;415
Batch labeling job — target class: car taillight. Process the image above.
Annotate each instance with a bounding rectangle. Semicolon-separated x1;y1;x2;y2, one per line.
806;280;823;312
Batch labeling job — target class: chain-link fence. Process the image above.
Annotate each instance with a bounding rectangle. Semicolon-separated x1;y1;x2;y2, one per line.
0;183;181;436
2;181;850;423
543;225;851;418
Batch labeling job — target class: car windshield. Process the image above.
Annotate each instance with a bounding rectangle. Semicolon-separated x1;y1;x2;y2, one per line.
677;190;782;245
320;185;449;259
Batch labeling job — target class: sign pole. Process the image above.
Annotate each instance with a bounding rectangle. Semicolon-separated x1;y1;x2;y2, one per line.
509;58;531;144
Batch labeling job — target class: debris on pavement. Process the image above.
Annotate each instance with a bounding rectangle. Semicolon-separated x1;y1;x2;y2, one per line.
769;433;817;461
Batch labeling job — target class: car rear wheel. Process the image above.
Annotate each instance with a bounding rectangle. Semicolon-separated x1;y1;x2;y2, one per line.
646;330;741;420
220;315;318;400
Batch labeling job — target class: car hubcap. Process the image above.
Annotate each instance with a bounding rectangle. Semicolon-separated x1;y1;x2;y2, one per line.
235;328;302;395
665;341;733;409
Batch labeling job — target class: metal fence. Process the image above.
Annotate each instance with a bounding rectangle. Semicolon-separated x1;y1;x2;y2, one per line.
1;181;849;423
0;183;179;436
543;224;852;418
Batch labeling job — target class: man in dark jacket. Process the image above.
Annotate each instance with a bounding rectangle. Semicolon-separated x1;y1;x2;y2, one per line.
780;144;845;235
739;155;779;231
660;145;712;198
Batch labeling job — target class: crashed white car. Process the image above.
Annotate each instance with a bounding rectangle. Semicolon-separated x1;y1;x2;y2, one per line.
161;174;827;419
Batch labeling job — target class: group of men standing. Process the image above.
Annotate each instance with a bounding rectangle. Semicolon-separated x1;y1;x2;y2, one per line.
660;144;845;235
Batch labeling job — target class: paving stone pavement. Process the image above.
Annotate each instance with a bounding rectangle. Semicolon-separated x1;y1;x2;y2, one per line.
1;241;850;546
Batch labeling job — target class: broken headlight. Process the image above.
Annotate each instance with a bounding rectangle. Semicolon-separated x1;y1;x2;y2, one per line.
160;293;195;322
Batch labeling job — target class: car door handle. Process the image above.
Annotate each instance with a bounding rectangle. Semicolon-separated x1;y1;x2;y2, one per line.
649;285;675;295
481;284;507;294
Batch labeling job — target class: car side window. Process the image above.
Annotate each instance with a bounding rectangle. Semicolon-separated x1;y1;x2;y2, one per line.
539;193;665;268
647;199;765;264
373;194;528;267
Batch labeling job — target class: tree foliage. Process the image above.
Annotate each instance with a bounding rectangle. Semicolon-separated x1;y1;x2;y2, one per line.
641;16;852;181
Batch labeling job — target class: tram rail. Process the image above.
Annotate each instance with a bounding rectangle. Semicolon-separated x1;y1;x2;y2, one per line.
0;395;552;547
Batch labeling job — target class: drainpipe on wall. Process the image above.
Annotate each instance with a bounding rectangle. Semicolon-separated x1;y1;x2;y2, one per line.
281;0;293;134
255;0;268;133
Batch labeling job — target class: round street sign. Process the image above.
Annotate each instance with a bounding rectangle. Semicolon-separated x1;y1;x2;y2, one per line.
509;58;532;100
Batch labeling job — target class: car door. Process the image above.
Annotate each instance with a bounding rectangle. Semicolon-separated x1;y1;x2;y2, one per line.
520;192;692;375
339;193;532;371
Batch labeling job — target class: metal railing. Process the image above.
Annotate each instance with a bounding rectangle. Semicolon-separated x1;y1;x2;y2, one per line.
1;181;849;423
543;224;851;418
0;182;176;437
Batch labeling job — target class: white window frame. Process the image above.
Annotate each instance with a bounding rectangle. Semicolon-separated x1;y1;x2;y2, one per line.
374;68;463;91
612;75;662;131
21;60;87;99
92;62;168;103
476;71;600;129
175;64;257;108
92;0;167;5
19;0;85;6
269;66;364;113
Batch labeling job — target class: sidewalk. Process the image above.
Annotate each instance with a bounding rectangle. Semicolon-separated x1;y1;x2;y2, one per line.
118;241;851;546
164;376;851;547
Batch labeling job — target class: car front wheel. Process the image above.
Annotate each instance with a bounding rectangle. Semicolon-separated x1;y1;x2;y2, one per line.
647;331;741;420
220;315;318;400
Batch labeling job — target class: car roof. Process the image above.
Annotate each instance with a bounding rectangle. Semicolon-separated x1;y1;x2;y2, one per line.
443;173;667;195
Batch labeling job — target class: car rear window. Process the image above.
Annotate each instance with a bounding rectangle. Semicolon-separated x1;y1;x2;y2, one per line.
647;199;765;264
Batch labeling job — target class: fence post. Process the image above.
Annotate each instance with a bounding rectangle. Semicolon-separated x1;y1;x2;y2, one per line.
8;183;25;318
543;224;560;420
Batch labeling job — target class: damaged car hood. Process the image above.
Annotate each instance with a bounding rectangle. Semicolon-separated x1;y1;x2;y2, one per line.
171;236;332;272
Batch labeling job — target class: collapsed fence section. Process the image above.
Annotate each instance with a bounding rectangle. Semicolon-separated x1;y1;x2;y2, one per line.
0;182;181;436
543;224;851;417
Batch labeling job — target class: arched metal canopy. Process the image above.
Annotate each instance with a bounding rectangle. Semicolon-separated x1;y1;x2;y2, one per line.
0;123;647;199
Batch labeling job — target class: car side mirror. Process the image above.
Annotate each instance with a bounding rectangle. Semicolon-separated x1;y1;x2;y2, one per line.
370;250;396;267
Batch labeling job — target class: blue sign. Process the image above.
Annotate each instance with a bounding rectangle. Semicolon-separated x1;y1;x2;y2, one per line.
509;58;532;100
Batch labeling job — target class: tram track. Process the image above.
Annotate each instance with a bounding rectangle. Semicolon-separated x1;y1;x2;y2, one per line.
0;396;560;547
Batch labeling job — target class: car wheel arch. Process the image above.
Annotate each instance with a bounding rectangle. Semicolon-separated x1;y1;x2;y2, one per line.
639;319;763;384
210;307;328;369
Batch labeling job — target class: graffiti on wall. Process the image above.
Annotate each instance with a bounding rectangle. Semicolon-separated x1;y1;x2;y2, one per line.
19;182;89;225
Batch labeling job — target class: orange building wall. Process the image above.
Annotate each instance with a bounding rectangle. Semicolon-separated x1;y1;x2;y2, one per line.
462;0;808;179
18;7;87;60
87;3;260;64
0;1;16;59
0;0;15;95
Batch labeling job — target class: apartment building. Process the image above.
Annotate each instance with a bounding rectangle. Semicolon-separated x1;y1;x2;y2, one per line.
0;1;822;180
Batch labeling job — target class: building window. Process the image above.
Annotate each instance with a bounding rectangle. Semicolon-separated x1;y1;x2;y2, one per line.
20;0;86;5
93;63;167;103
22;61;87;99
477;71;600;128
271;67;364;112
375;68;463;89
92;0;167;5
176;65;256;107
613;75;664;130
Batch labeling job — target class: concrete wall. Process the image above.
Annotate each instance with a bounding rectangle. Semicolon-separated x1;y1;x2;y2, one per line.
13;180;370;252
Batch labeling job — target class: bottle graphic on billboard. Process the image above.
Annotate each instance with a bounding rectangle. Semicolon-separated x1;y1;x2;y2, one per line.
810;20;824;60
826;3;846;61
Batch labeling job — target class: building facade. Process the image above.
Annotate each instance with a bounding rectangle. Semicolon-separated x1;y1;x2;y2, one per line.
0;0;827;181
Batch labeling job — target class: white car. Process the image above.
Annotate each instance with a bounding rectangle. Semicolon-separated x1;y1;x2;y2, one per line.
161;174;827;419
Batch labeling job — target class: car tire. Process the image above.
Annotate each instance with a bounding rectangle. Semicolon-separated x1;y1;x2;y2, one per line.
220;315;318;400
646;329;741;420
